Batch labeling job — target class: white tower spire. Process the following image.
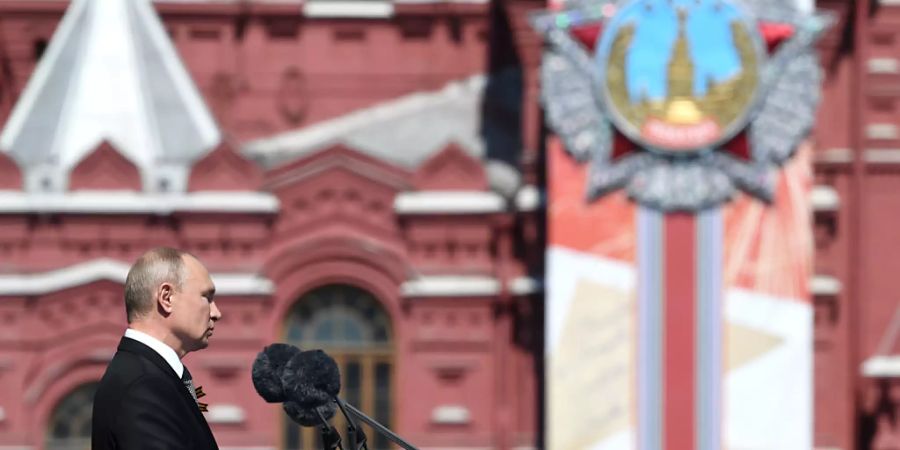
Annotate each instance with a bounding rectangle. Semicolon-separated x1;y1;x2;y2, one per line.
0;0;220;192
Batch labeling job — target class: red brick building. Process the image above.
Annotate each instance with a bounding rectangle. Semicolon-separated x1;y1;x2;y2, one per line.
0;1;542;449
0;0;897;449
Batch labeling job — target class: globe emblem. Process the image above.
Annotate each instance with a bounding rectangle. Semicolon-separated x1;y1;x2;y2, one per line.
597;0;766;153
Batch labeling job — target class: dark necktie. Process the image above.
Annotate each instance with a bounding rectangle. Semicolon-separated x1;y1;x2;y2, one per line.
181;367;198;404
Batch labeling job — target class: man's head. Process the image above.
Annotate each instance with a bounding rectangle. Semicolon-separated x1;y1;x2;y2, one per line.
124;247;221;356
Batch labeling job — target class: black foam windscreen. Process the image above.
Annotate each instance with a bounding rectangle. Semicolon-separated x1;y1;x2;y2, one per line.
251;343;302;403
282;349;342;406
283;399;338;427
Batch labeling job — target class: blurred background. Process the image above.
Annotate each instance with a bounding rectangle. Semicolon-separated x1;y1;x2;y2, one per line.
0;0;889;449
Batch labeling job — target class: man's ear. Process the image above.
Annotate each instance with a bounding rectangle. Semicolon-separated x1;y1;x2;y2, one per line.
158;282;175;314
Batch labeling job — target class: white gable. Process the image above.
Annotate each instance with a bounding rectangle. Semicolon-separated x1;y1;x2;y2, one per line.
0;0;220;193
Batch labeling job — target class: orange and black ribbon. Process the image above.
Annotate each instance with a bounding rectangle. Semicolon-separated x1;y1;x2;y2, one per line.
196;386;208;412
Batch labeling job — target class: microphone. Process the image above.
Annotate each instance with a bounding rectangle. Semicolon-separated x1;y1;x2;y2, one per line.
284;400;342;450
281;350;343;450
333;396;368;450
251;343;301;403
282;350;341;407
252;344;341;449
279;349;419;450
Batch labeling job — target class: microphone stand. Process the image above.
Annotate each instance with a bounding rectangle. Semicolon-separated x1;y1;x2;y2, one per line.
335;398;367;450
336;398;419;450
316;409;343;450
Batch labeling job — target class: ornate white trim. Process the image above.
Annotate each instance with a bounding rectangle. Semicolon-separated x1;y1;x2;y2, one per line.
866;124;898;140
865;149;900;164
402;275;541;297
206;404;247;424
811;185;839;211
394;191;505;215
515;185;543;212
431;405;471;424
402;275;499;297
0;259;274;296
862;355;900;378
0;191;279;214
304;1;393;18
508;276;542;295
809;148;900;165
868;58;900;74
815;148;852;164
810;274;842;296
393;187;542;215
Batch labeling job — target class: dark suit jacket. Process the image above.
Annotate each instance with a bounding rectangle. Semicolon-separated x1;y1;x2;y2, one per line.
92;337;218;450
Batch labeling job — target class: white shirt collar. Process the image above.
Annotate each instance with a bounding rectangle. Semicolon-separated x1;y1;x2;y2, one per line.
124;328;184;378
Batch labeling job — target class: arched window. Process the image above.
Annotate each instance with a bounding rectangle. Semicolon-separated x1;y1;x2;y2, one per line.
282;285;393;450
46;382;98;450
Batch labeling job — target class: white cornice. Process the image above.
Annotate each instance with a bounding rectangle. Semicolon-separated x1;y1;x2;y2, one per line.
515;185;543;212
401;275;843;297
815;148;852;164
206;404;246;424
394;186;543;215
0;191;279;214
508;276;542;295
810;274;842;296
304;1;393;17
401;275;541;297
811;185;839;211
206;274;276;296
431;405;471;425
866;149;900;164
401;275;828;297
869;57;900;74
402;275;499;297
394;191;505;215
0;259;273;296
867;124;899;140
812;148;900;165
862;355;900;378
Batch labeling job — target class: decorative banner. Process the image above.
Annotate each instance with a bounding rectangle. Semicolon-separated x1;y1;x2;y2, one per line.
531;0;832;211
539;1;827;449
545;141;815;450
546;142;638;449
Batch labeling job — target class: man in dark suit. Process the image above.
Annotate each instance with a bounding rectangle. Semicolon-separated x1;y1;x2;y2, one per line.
92;247;222;450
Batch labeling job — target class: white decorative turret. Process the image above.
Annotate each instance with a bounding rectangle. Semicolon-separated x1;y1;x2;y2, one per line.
0;0;220;193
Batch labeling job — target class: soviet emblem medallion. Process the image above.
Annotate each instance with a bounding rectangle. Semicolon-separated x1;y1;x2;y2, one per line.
531;0;833;211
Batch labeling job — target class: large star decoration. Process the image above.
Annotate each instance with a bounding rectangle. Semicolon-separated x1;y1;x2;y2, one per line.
530;0;834;211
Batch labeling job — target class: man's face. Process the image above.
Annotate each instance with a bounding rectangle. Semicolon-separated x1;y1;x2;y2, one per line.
171;255;221;353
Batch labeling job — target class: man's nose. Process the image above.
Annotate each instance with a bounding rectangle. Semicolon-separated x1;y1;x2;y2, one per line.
210;302;222;321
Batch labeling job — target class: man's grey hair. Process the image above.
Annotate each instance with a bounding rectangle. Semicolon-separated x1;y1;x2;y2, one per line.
124;247;188;323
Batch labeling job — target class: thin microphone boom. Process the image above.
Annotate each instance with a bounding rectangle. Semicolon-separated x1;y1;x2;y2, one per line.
335;397;367;450
317;408;343;450
253;345;419;450
338;399;419;450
